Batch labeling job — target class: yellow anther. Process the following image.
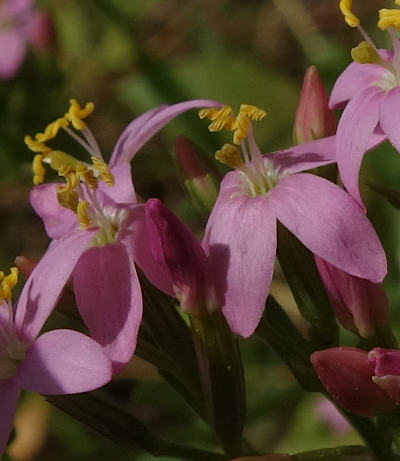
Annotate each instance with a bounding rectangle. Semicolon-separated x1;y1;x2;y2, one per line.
0;267;18;302
76;164;98;189
77;201;92;228
24;136;52;155
57;189;79;212
351;41;384;65
215;144;244;169
233;104;267;144
32;154;46;185
35;117;69;143
57;172;80;194
199;106;236;132
378;9;400;31
66;99;94;131
396;0;400;6
91;157;115;186
339;0;360;27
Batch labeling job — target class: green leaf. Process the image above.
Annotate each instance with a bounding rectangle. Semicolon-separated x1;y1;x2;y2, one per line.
292;445;376;461
368;182;400;210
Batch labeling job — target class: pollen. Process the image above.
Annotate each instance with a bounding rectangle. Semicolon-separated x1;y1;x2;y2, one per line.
200;103;267;145
32;154;46;185
65;99;95;131
35;117;68;143
57;189;79;212
339;0;360;27
215;144;244;169
91;157;115;186
351;41;384;64
77;201;92;228
378;8;400;31
0;267;18;303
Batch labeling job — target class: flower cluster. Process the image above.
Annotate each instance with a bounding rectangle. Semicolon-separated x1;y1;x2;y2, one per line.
4;1;400;458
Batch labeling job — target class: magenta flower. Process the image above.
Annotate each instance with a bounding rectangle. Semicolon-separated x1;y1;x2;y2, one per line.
0;0;36;79
369;348;400;404
0;267;112;458
330;4;400;204
200;104;386;337
25;99;219;373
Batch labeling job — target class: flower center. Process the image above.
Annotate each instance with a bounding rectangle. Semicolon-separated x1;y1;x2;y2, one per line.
199;104;285;196
25;100;123;246
0;268;27;380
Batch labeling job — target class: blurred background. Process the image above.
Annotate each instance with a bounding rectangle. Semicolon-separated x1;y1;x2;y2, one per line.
1;0;400;459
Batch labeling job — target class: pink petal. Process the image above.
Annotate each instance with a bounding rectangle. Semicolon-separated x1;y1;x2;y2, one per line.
109;99;221;167
329;61;389;108
14;229;96;342
118;204;175;296
380;86;400;153
73;241;142;374
270;173;387;283
98;162;136;205
1;0;34;17
30;183;77;239
17;330;112;394
0;29;26;79
0;379;20;459
203;172;277;337
336;86;384;205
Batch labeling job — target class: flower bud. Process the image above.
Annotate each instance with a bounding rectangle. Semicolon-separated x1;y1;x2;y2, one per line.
369;348;400;404
311;347;395;416
145;198;213;312
293;66;337;145
315;257;390;338
175;136;219;214
29;11;55;51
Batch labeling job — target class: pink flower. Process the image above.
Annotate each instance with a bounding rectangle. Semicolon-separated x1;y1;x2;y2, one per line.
330;7;400;205
26;99;219;373
201;104;386;337
0;267;112;458
369;348;400;404
0;0;35;79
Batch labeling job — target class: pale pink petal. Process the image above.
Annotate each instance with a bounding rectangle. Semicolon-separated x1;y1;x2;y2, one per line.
336;86;384;205
269;129;386;175
118;204;175;296
0;379;20;459
270;173;387;283
14;229;96;342
30;183;77;239
17;330;112;394
1;0;34;17
380;86;400;153
109;99;220;167
98;162;136;205
0;29;26;79
73;242;142;374
329;61;389;108
203;172;277;337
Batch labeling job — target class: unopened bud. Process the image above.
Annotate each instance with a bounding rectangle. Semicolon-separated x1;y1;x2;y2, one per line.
175;136;219;214
29;11;55;51
293;66;336;145
145;198;212;312
311;347;395;416
315;257;390;339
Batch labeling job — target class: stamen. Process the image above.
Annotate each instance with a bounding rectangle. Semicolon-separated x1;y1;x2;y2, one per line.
77;201;92;228
35;117;68;143
233;105;267;145
339;0;360;27
57;190;79;212
0;268;18;303
351;41;387;66
199;106;236;132
215;144;244;169
91;157;115;186
65;99;94;131
24;136;51;154
378;9;400;31
32;154;46;185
